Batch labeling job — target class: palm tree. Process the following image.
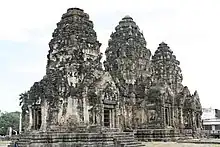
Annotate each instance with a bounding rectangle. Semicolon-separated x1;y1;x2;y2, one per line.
19;91;29;112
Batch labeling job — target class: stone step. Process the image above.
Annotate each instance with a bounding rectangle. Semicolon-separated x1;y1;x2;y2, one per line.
17;138;29;141
110;132;144;147
109;132;132;136
117;140;136;145
117;139;135;143
120;142;145;147
8;143;29;147
124;144;145;147
117;137;136;141
121;141;141;145
113;135;134;139
115;136;134;140
117;138;144;147
113;134;133;136
18;143;30;146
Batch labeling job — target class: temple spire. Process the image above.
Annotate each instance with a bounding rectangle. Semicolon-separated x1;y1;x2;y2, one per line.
152;42;183;93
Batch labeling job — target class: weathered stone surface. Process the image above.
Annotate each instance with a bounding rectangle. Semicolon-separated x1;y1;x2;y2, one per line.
17;7;202;146
104;16;152;131
151;42;183;93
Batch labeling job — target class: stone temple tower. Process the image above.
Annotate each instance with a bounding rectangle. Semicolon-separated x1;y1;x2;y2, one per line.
104;16;151;96
44;8;104;130
151;42;183;93
104;16;152;129
47;7;102;75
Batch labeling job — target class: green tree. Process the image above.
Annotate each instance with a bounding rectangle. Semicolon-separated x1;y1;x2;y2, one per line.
0;111;20;135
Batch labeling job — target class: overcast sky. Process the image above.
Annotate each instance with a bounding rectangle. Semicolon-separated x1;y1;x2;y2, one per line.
0;0;219;112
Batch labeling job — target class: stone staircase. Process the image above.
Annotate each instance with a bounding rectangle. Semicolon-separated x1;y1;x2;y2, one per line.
8;134;31;147
111;132;145;147
135;129;181;142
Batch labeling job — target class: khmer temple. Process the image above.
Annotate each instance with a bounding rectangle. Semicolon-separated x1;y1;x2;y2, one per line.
14;8;202;147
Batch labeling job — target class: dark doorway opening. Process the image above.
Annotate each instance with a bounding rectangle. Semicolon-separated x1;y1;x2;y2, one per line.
196;114;199;128
165;108;169;126
37;109;42;129
34;109;42;130
104;109;110;127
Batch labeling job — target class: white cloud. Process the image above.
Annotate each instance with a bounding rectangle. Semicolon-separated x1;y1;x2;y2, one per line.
1;0;220;110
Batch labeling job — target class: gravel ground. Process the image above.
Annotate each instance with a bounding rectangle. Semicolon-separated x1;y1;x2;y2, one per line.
1;141;220;147
143;142;220;147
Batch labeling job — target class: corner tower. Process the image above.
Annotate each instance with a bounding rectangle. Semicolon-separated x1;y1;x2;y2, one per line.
44;8;103;129
47;8;102;74
151;42;183;93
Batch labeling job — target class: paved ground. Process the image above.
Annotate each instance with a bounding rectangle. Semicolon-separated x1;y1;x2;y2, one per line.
143;142;220;147
1;141;220;147
0;141;10;147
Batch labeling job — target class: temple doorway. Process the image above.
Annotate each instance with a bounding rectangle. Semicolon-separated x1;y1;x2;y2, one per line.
165;108;170;126
196;113;199;128
37;109;42;129
104;108;110;127
33;108;42;130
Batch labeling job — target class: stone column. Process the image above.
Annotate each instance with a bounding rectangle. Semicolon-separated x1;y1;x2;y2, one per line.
191;111;197;135
99;94;104;127
109;109;112;128
36;110;39;129
168;107;171;126
171;105;175;127
57;97;63;126
72;97;79;122
212;125;215;131
101;105;104;127
83;96;89;124
33;109;36;130
112;109;115;128
125;105;130;128
198;113;202;129
161;106;166;128
169;109;171;126
179;107;184;133
27;106;33;130
77;98;83;123
161;96;166;128
189;111;193;129
115;104;120;129
82;87;89;124
96;104;103;127
92;110;95;124
40;100;48;131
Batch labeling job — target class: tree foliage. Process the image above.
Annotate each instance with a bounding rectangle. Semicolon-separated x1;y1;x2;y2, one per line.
0;111;20;135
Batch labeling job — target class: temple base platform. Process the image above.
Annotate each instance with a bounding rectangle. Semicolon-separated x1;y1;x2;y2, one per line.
134;129;186;142
8;130;145;147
